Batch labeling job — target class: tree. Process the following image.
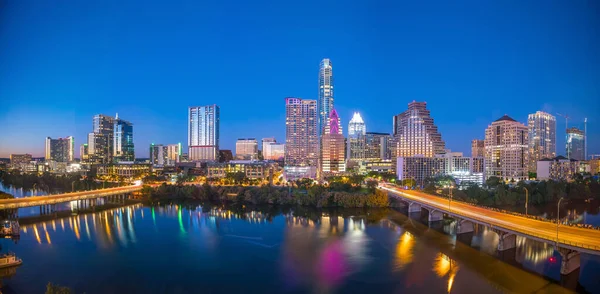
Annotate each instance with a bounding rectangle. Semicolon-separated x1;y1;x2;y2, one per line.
366;180;378;191
486;176;501;188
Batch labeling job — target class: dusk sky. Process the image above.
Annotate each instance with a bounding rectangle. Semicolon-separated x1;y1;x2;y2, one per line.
1;1;598;158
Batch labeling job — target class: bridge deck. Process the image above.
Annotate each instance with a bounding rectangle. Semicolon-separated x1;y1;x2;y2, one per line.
0;185;142;209
380;184;600;255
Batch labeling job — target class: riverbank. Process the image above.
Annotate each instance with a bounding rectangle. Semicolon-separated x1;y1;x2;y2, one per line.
140;183;389;208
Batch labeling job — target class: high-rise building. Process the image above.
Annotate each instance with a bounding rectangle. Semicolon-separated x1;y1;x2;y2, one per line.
10;154;32;165
264;143;285;161
347;112;366;162
365;132;392;161
527;111;556;172
236;138;258;160
88;114;115;164
396;152;486;187
150;143;181;166
471;139;485;158
321;109;345;175
188;105;220;161
285;97;318;176
393;101;445;158
566;127;585;161
261;138;276;153
318;58;334;135
113;115;135;162
484;115;528;181
45;136;74;162
80;144;89;161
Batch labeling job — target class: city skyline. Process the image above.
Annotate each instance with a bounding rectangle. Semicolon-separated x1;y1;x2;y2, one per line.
1;1;599;158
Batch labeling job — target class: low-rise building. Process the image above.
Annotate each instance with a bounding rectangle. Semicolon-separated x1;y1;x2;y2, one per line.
206;160;276;182
537;156;583;181
396;152;485;187
96;163;152;179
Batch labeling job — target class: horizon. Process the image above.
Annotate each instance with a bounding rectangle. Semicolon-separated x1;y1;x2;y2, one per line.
1;1;598;158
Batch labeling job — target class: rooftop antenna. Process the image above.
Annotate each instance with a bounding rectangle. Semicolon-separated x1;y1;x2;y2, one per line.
584;117;587;160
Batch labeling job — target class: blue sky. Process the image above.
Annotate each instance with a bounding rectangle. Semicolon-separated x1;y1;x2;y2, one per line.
1;1;598;158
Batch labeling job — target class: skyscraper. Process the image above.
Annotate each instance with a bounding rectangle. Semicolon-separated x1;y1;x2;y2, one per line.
113;115;135;162
527;111;556;172
236;138;258;160
45;136;74;162
264;143;285;161
261;138;276;153
88;114;115;164
188;105;220;161
365;132;392;161
471;139;485;158
484;115;528;181
321;109;345;175
347;112;366;162
150;143;181;166
566;127;585;160
393;101;445;158
285;97;318;177
318;58;334;135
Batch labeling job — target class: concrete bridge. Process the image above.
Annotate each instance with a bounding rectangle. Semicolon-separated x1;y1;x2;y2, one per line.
379;184;600;276
0;185;142;210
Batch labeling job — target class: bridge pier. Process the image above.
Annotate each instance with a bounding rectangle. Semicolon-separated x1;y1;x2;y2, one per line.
496;232;516;251
428;210;444;222
408;202;421;213
456;220;474;234
558;248;580;275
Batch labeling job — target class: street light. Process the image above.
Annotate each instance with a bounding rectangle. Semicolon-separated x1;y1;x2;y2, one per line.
523;187;528;215
556;197;564;245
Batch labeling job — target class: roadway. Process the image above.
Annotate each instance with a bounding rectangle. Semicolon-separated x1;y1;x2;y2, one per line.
0;185;142;209
380;184;600;254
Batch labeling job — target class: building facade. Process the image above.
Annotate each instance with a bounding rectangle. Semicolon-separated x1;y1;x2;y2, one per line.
484;115;528;181
365;132;391;161
527;111;556;172
261;138;276;154
264;143;285;161
87;114;115;164
45;136;74;162
393;101;445;158
471;139;485;158
318;58;334;135
188;105;220;161
10;154;33;166
96;163;152;179
321;109;345;175
113;116;135;162
150;143;181;166
235;138;258;160
284;97;318;176
566;127;585;161
537;156;581;181
396;153;485;187
347;112;366;163
206;161;275;182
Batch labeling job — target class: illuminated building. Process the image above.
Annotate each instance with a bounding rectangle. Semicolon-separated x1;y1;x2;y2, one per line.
484;115;528;181
45;136;74;162
347;112;366;163
566;127;585;161
206;160;276;181
80;144;89;161
150;143;181;166
264;143;285;161
365;132;391;161
113;115;135;162
527;111;556;172
96;163;151;178
188;104;220;162
261;138;276;154
318;58;334;135
235;138;258;160
396;152;485;186
10;154;32;166
321;109;345;175
87;114;115;164
537;156;582;181
590;156;600;175
285;97;318;179
392;101;445;158
471;139;484;158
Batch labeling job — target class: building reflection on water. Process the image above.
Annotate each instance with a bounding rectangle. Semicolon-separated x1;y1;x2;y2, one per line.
13;204;585;293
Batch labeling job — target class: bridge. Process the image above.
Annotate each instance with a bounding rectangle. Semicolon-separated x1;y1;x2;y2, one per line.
379;183;600;276
0;185;142;210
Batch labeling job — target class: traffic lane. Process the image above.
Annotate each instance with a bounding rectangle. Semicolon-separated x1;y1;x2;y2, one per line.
382;186;600;247
0;186;140;204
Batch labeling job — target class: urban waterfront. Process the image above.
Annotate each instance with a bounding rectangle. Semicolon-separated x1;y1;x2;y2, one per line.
1;189;599;293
